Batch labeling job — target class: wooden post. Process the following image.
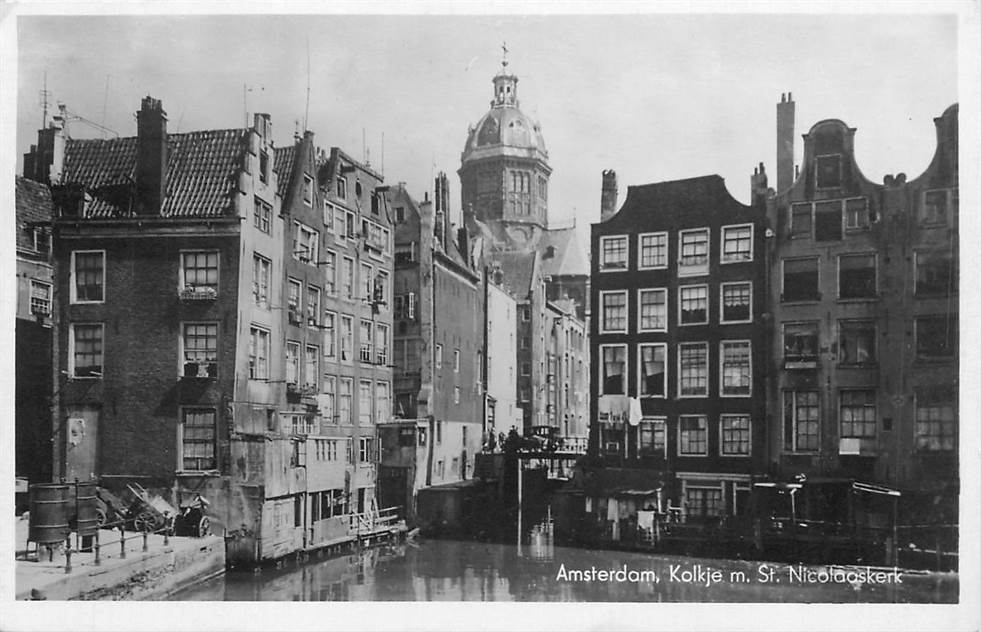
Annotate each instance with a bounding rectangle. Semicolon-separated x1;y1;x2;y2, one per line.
119;525;126;559
64;537;72;574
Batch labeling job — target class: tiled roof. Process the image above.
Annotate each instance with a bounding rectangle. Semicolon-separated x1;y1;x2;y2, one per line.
492;250;538;299
274;145;296;200
62;129;249;218
15;176;54;251
539;225;588;278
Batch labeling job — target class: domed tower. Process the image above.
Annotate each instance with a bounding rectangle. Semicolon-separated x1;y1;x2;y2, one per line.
459;50;552;248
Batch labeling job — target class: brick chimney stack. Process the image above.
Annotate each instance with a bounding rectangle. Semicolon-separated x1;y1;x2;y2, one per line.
751;162;768;206
24;111;66;185
136;96;168;214
777;92;795;194
600;169;618;221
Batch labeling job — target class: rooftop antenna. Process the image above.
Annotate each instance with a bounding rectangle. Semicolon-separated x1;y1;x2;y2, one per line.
100;75;110;139
303;36;311;132
39;71;51;129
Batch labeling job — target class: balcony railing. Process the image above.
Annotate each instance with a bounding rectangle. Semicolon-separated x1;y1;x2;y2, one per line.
179;286;217;301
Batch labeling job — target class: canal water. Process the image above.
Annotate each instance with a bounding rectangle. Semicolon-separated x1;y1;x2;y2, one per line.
169;538;957;602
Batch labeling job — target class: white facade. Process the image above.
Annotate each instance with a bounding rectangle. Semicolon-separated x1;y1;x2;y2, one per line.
486;280;521;437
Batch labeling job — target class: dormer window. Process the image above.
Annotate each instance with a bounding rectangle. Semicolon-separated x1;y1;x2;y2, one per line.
815;154;842;189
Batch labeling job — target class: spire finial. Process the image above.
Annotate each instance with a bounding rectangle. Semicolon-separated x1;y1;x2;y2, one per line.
501;41;509;71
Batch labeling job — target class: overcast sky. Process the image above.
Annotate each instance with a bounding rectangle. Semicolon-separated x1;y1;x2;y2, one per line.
14;11;959;232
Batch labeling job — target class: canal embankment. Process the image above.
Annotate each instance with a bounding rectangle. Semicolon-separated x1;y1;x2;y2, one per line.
14;514;224;600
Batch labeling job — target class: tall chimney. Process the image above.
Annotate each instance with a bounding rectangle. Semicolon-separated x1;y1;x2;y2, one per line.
136;96;168;214
24;114;66;185
751;162;768;206
776;92;795;194
600;169;618;221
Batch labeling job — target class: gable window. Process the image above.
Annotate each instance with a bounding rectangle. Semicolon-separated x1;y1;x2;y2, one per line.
720;415;751;456
252;255;271;307
306;286;321;327
30;280;52;317
678;228;709;276
302;174;314;206
678;415;708;456
915;315;956;359
600;291;628;333
638;288;667;332
293;222;318;264
844;197;870;230
720;282;751;323
638;343;666;398
70;323;104;378
336;176;347;200
323;250;337;296
304;345;319;389
639;232;668;269
838;253;876;299
338;378;353;424
814;200;843;241
253;198;271;233
840;390;876;439
783;322;818;366
71;250;105;303
782;257;819;302
286;341;300;385
679;285;708;325
259;150;269;184
32;227;50;255
600;344;627;395
181;323;218;378
341;257;355;300
395;206;405;223
323;312;336;359
638;417;666;457
287;279;302;325
720;340;751;397
815;154;842;189
790;203;812;238
180;409;216;471
678;342;708;397
915;251;954;296
248;326;270;379
721;224;753;263
915;388;956;451
783;390;819;452
838;320;875;365
599;235;628;271
920;189;952;226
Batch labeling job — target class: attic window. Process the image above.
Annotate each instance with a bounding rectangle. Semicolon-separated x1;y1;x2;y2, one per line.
815;154;841;189
355;181;363;198
259;150;269;184
302;175;314;206
395;206;405;223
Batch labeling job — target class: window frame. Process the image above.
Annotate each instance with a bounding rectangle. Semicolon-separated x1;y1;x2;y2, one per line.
285;340;300;385
637;288;668;333
598;235;629;272
253;197;271;234
178;407;217;472
781;256;821;303
339;315;354;362
322;249;337;296
248;325;271;380
815;153;843;190
719;281;753;324
677;341;709;398
293;221;319;265
783;389;820;453
252;253;271;308
599;343;628;396
179;250;220;294
677;227;710;277
915;315;957;360
302;174;314;206
637;342;667;399
304;344;320;389
914;389;956;452
920;188;953;227
70;250;106;304
719;414;752;457
720;223;754;264
637;231;668;270
837;319;877;366
180;321;219;379
719;339;752;398
677;414;709;456
837;252;878;300
914;249;955;297
637;416;667;457
839;389;877;440
782;321;819;367
29;279;52;317
69;322;104;379
599;290;629;334
678;284;709;326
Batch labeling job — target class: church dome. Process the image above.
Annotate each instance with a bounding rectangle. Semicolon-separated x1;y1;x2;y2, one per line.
461;71;548;165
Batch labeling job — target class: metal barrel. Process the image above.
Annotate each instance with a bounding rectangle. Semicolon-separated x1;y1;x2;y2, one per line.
28;483;70;545
74;481;99;538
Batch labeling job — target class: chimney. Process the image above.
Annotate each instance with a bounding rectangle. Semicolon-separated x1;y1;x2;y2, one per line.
457;225;469;264
24;113;67;185
777;92;795;194
751;162;768;206
136;96;168;214
600;170;618;221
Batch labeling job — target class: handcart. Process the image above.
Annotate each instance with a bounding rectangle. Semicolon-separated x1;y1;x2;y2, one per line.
125;483;177;533
173;494;212;537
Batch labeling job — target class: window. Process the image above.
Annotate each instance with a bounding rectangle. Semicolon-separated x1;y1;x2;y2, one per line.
453;349;460;372
783;322;818;365
721;224;753;263
29;280;51;317
287;279;302;325
790;203;812;238
678;342;708;397
915;389;956;451
302;174;314;206
181;409;216;471
815;154;841;189
359;319;373;363
359;437;374;463
521;362;531;376
248;326;270;379
360;262;373;303
782;257;819;302
638;232;668;269
720;415;751;456
638;343;666;397
180;251;219;294
323;250;337;295
600;291;628;333
286;341;300;385
394;292;416;320
341;257;355;300
840;390;876;439
395;243;416;264
32;227;50;255
395;206;405;223
720;340;751;397
435;344;443;369
375;270;389;307
323;202;335;231
339;315;354;361
685;486;722;518
678;415;708;455
915;316;956;359
259;150;269;184
678;228;709;275
521;306;531;322
915;251;954;296
345;211;356;239
252;255;271;307
814;200;843;241
359;380;373;424
599;235;628;270
336;176;347;199
920;189;951;225
720;282;751;323
306;286;320;327
838;320;876;365
838;254;876;299
376;382;390;423
679;285;708;325
304;345;319;389
600;344;627;395
638;417;666;456
844;198;870;229
253;197;271;233
339;378;353;424
70;323;103;378
376;324;389;365
638;289;667;332
322;376;336;424
182;323;218;378
783;390;819;452
71;250;105;303
454;386;460;404
293;222;318;264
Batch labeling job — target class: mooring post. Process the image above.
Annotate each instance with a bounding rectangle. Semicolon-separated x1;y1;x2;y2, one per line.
94;530;101;566
142;530;148;552
119;525;126;559
64;537;72;574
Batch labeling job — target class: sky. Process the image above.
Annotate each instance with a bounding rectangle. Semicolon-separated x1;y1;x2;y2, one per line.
12;10;959;238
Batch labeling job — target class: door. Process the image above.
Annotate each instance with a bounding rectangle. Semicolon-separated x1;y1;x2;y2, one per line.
65;405;100;481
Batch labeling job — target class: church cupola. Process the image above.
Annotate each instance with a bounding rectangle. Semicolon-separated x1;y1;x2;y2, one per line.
491;43;519;108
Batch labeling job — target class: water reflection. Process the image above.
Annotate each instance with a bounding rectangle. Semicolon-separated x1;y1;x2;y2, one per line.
171;539;957;603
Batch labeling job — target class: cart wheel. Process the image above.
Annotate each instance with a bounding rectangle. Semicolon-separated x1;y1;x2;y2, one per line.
197;517;211;537
96;507;107;527
133;513;154;532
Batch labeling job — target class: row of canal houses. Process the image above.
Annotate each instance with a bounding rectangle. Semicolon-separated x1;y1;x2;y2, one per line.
16;96;529;564
588;95;958;531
